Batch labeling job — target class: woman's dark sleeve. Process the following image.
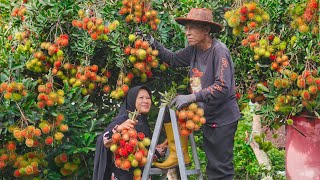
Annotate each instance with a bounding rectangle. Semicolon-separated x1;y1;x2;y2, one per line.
93;134;112;180
93;115;128;180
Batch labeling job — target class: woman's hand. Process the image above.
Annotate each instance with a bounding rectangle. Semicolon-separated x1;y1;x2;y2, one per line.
156;139;168;157
103;132;113;148
116;119;137;131
157;139;168;149
103;138;113;148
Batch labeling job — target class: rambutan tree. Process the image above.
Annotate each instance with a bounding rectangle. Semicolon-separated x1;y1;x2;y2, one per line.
224;0;319;150
1;0;317;179
0;0;216;178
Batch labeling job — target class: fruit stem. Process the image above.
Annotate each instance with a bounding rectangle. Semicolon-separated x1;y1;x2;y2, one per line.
15;101;29;127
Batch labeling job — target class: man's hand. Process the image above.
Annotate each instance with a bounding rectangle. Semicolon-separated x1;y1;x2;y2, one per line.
135;28;144;37
135;28;154;44
170;94;196;110
145;34;154;44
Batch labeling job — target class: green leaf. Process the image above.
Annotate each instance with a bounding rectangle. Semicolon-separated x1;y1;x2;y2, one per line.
0;73;9;82
79;114;92;121
81;102;93;111
84;132;91;140
51;111;58;116
11;63;24;70
177;85;187;90
72;123;86;128
256;83;269;92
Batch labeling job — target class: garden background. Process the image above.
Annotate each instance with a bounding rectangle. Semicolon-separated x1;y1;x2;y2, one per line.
0;0;318;179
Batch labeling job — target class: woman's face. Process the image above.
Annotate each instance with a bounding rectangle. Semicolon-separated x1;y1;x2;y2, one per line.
135;89;151;114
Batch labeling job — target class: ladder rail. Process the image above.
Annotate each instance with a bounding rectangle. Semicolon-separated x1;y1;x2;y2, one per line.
189;133;203;180
169;108;188;179
142;107;166;180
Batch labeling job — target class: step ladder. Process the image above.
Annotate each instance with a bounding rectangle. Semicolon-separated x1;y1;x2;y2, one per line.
142;106;203;180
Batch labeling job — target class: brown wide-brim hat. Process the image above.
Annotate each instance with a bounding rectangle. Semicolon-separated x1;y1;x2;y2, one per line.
175;8;224;33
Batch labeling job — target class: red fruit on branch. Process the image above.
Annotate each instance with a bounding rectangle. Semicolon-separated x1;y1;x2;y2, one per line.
7;141;16;151
120;148;129;157
236;92;241;99
145;71;152;78
120;140;126;147
139;149;147;156
103;85;111;93
124;46;131;55
115;154;121;159
308;0;319;9
59;153;68;163
122;84;129;94
240;7;248;15
269;55;276;61
129;139;138;147
303;10;314;22
268;35;274;41
137;132;145;140
90;33;98;40
115;159;122;168
134;151;143;162
121;159;131;170
125;144;134;153
139;157;147;167
127;72;134;80
122;133;130;141
45;136;53;145
112;132;121;142
54;60;62;68
128;129;137;138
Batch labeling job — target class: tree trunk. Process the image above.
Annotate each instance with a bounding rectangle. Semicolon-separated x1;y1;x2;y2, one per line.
250;111;272;171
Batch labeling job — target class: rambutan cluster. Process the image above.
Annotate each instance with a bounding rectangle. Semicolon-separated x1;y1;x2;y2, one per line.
119;0;161;30
110;128;150;180
224;2;270;36
8;30;33;54
176;103;206;137
72;9;119;41
54;153;80;176
0;148;47;178
9;112;68;149
110;72;131;100
11;152;46;178
26;34;68;73
289;0;319;34
124;35;159;81
54;62;112;96
11;5;27;21
0;81;28;101
273;69;320;112
36;82;65;108
241;33;290;72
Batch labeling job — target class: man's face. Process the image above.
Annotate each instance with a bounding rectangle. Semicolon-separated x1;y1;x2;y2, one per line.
184;23;208;46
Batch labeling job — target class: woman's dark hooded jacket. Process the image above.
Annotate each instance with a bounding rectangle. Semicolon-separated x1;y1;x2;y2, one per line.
93;86;153;180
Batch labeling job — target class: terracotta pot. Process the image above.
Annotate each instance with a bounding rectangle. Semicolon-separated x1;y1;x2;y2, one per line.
286;114;320;180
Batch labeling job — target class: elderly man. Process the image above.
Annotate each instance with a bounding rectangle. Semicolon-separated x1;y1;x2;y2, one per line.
147;8;241;179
